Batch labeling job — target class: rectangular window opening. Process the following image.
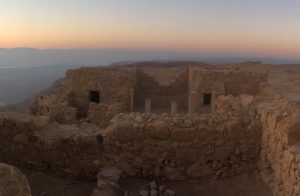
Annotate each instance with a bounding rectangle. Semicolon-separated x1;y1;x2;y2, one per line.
89;91;100;103
203;93;212;105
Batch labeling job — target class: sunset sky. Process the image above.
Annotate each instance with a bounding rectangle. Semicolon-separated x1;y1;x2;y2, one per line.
1;0;300;59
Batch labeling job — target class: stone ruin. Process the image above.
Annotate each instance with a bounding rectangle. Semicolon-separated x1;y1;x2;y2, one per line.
1;64;300;195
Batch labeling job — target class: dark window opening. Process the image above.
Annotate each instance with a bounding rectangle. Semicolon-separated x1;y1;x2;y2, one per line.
203;93;212;105
89;91;100;103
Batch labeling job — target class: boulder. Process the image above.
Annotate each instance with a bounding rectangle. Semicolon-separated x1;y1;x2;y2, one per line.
0;163;31;196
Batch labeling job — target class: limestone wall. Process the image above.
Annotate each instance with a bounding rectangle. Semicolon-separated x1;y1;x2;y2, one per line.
64;67;136;118
103;112;261;180
254;90;300;196
30;95;77;124
87;102;127;128
188;67;267;113
30;66;268;128
7;90;300;196
0;113;106;178
30;95;62;115
134;68;188;113
0;109;260;181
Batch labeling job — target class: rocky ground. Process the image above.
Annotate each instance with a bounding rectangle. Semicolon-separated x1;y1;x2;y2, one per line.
22;169;94;196
20;169;271;196
121;172;272;196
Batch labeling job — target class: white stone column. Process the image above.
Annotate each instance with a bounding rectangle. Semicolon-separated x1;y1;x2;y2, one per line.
171;101;178;114
145;98;151;113
188;90;197;114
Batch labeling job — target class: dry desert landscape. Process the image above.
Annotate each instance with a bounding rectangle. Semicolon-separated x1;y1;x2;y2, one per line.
1;61;300;196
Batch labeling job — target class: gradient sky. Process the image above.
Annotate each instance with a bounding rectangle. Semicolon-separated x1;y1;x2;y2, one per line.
1;0;300;59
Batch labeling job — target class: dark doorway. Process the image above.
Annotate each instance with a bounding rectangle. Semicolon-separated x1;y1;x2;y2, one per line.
203;93;212;105
89;91;100;103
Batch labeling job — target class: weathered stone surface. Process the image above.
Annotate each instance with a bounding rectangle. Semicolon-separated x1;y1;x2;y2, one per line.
286;113;300;145
226;120;245;139
239;94;254;109
171;128;196;141
0;110;261;182
91;188;118;196
215;95;244;114
163;167;185;181
256;93;300;196
187;163;213;178
112;122;136;143
97;166;122;182
145;120;170;140
0;163;31;196
139;190;149;196
91;167;122;196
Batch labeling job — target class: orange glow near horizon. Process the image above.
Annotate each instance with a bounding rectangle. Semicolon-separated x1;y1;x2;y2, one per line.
1;0;300;60
2;31;299;60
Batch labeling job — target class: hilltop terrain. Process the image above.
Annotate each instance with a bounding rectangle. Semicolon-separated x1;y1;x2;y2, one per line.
1;61;300;113
1;61;300;196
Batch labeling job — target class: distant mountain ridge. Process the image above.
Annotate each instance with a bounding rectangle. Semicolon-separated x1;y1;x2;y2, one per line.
1;48;300;68
0;64;81;104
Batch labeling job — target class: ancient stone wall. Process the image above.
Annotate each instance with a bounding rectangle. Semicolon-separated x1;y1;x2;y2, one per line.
0;113;106;178
87;102;128;128
29;66;268;129
134;68;188;113
188;67;267;113
6;91;300;195
30;95;62;115
0;107;260;181
103;111;261;180
30;95;77;124
64;67;136;118
254;88;300;196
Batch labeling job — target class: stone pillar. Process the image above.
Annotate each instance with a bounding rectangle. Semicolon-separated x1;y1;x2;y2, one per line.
171;101;178;114
145;98;151;113
129;89;134;112
188;90;197;114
